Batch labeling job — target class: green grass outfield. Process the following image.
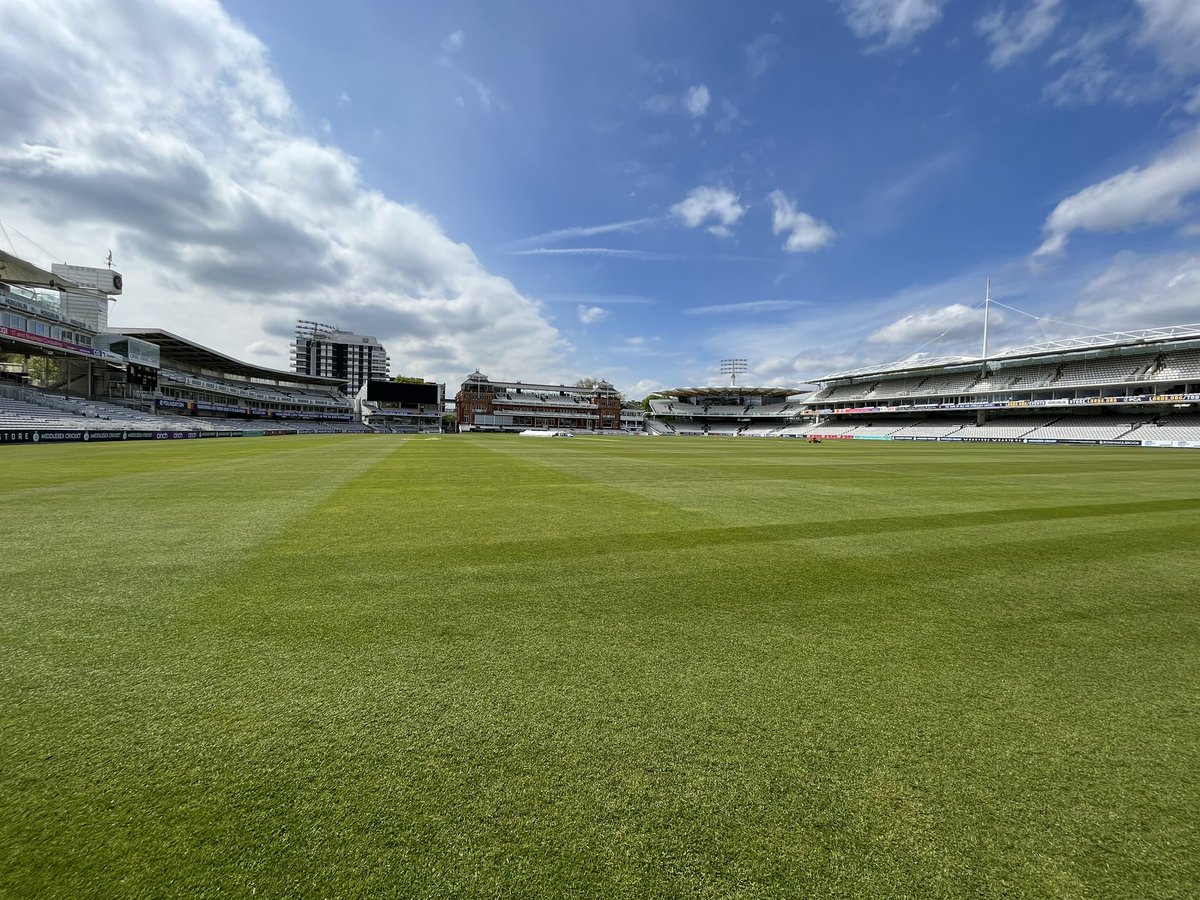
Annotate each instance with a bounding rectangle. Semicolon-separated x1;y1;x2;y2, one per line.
2;434;1198;898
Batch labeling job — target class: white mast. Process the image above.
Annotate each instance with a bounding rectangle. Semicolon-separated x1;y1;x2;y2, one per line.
980;278;991;376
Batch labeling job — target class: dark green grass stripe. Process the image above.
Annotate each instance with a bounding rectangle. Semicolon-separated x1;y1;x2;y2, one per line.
417;496;1200;561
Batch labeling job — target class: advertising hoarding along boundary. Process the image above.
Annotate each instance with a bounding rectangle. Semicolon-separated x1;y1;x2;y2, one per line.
0;429;294;446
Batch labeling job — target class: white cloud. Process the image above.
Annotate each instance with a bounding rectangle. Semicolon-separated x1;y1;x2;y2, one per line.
868;303;992;344
1035;122;1200;256
744;34;781;79
1071;250;1200;328
577;305;608;325
839;0;947;48
686;300;807;315
0;0;565;386
1043;23;1167;108
337;91;351;107
442;30;465;52
244;340;281;357
769;191;836;253
1184;86;1200;116
683;85;711;118
1135;0;1200;75
672;186;747;237
630;378;666;397
977;0;1064;69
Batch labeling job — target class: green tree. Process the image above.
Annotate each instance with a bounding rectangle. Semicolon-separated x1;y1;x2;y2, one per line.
391;375;425;384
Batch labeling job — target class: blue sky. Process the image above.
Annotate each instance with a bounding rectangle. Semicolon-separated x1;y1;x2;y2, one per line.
2;0;1199;394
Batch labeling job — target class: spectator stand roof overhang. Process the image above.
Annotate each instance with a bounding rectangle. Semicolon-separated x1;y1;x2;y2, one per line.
659;386;806;401
113;327;343;388
817;323;1200;384
0;250;85;292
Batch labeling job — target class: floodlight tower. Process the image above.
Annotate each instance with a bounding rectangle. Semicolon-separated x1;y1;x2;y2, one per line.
719;358;748;387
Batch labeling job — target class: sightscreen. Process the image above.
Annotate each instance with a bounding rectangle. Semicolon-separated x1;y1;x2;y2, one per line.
365;380;439;405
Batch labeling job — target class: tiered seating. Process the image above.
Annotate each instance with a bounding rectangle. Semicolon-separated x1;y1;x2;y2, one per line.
1129;415;1200;441
1023;415;1146;441
1152;350;1200;383
813;382;877;403
809;421;859;435
1053;357;1153;387
953;416;1056;438
869;376;926;398
971;366;1058;393
908;372;981;396
0;396;88;429
892;419;971;437
845;423;908;436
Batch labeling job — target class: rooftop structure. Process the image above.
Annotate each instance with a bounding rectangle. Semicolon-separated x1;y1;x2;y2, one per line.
292;320;389;394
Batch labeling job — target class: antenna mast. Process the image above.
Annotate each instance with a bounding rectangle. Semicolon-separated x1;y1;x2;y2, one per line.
980;278;991;377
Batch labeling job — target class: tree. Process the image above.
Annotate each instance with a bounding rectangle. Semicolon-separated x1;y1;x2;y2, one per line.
391;375;425;384
574;377;599;389
641;393;665;412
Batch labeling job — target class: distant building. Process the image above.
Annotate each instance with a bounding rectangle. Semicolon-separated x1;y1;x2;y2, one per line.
291;320;389;394
455;371;630;432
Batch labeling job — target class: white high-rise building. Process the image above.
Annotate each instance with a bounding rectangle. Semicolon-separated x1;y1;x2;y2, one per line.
291;320;389;394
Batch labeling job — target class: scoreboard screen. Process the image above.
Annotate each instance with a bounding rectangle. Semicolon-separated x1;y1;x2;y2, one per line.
366;380;439;405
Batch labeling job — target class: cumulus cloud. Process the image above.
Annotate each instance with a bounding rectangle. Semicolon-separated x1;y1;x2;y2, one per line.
977;0;1064;69
868;303;991;344
672;186;747;238
683;85;711;118
839;0;947;48
0;0;565;385
769;191;836;253
1035;123;1200;256
577;305;608;325
442;30;465;52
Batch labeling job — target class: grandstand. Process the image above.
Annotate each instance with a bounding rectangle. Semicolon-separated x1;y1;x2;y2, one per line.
0;249;372;440
801;325;1200;447
455;371;637;433
644;387;809;437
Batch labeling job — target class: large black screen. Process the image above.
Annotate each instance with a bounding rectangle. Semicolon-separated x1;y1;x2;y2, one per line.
365;380;439;405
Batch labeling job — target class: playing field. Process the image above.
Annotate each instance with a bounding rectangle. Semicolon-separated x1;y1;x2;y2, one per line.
2;435;1197;898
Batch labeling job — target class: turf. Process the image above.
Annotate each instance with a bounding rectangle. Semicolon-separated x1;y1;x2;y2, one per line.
1;434;1198;898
